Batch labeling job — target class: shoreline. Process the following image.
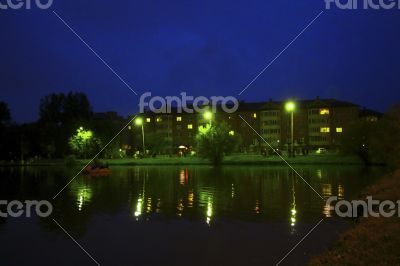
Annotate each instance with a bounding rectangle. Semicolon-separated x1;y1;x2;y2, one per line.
309;169;400;265
0;154;366;167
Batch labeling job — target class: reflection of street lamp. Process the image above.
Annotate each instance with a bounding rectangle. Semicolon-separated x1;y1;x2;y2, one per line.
203;111;213;126
290;171;297;230
135;118;145;155
285;101;296;157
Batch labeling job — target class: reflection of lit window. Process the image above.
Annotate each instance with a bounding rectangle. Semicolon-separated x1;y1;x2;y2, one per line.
156;117;162;122
320;109;330;115
338;184;344;199
323;204;332;218
336;127;343;133
146;118;151;123
320;127;330;133
176;116;182;122
177;199;184;217
229;130;235;136
322;184;332;197
179;169;185;185
187;124;193;129
188;191;194;208
254;200;260;214
253;113;257;118
147;198;152;213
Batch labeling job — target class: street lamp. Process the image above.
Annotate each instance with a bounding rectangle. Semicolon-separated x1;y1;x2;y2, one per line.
285;101;296;157
135;118;145;155
203;111;213;126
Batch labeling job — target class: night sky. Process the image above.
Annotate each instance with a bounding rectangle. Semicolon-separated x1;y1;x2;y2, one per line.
1;0;399;122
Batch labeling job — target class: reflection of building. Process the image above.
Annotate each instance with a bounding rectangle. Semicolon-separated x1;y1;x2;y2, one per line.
132;98;379;152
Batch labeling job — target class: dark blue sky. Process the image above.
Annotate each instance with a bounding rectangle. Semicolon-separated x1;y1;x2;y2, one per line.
1;0;399;122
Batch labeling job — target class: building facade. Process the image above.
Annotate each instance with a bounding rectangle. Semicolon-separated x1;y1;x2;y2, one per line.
131;98;376;154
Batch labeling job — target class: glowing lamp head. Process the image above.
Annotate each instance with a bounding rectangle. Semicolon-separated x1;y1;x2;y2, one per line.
203;111;213;120
135;118;143;126
285;101;296;112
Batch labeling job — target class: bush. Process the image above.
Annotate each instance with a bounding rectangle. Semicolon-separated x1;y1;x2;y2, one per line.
195;122;239;166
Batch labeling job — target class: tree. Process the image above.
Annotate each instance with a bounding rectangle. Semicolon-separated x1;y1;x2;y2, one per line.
340;120;377;164
39;92;93;157
369;104;400;168
0;101;11;125
195;122;239;166
69;127;102;159
146;132;173;154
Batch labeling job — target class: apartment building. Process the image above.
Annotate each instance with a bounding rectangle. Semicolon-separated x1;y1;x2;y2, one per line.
132;98;377;153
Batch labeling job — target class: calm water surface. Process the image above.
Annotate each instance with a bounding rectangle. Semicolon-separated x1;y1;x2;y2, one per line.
0;166;385;265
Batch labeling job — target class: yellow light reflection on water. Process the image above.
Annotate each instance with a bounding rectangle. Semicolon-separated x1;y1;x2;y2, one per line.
338;184;344;199
177;198;184;217
187;191;194;208
146;197;152;213
76;187;92;211
254;200;260;214
206;197;213;226
134;197;143;217
322;184;332;197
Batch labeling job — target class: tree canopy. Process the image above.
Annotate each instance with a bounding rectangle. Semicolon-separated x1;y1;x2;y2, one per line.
195;122;240;166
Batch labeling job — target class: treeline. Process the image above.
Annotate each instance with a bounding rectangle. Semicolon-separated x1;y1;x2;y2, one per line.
341;104;400;168
0;92;129;161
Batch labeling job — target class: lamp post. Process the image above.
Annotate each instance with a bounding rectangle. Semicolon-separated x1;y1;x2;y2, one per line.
203;111;213;127
135;118;145;155
285;101;296;157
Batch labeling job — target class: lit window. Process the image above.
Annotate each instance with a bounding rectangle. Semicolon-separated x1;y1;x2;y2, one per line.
187;124;193;129
253;113;257;118
336;127;343;133
320;127;330;133
176;116;182;122
156;117;162;122
146;118;151;123
319;109;330;115
229;130;235;136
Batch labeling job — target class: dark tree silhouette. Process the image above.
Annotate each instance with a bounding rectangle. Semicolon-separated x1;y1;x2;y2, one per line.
38;92;93;158
0;101;11;125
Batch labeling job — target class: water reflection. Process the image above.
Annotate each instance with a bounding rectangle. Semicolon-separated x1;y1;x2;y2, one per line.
290;175;297;230
0;165;384;234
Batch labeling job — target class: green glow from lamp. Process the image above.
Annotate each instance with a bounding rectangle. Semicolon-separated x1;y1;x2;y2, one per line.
285;101;296;112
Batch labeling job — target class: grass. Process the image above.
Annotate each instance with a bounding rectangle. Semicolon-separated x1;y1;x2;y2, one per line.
74;154;363;166
0;154;364;166
309;169;400;266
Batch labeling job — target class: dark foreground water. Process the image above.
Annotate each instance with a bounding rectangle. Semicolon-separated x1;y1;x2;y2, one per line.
0;165;385;266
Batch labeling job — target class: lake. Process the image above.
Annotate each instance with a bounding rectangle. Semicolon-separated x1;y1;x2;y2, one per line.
0;165;385;265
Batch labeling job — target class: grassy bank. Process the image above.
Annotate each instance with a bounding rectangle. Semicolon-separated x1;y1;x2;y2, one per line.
81;154;363;166
309;169;400;265
0;154;364;166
